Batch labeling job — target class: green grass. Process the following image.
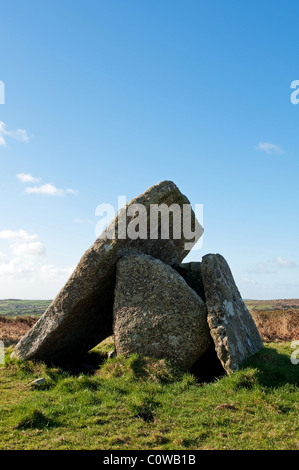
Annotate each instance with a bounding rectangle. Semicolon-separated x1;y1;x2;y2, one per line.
0;340;298;450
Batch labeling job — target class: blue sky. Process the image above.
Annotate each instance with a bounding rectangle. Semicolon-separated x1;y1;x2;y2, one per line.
0;0;298;299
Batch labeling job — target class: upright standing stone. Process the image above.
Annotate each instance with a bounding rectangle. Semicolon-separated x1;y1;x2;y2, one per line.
201;254;263;373
12;181;203;363
113;254;210;370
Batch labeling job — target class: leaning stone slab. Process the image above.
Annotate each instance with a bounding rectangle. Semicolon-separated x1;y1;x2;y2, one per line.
12;181;202;363
201;254;263;374
113;254;210;370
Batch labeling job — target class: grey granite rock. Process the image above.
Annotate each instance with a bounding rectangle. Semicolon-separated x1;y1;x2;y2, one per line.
113;254;210;370
12;181;202;363
201;253;264;373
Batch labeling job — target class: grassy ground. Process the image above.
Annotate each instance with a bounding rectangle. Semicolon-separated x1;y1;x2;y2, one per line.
0;339;298;450
0;299;298;450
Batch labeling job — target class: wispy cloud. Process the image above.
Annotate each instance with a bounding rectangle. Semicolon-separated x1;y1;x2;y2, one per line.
24;183;78;196
0;229;45;258
16;174;78;196
0;228;72;282
247;256;297;274
0;229;39;242
25;183;66;196
0;229;45;279
0;121;29;147
11;241;46;258
237;276;299;300
40;264;75;282
0;251;9;263
247;263;274;275
16;173;78;197
270;256;297;269
65;188;79;195
0;257;35;279
16;173;40;183
256;142;283;154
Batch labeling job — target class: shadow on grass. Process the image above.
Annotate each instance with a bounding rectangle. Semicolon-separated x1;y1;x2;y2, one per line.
16;409;61;430
241;344;299;388
46;349;109;376
49;343;227;383
129;355;185;384
23;338;298;392
191;342;299;388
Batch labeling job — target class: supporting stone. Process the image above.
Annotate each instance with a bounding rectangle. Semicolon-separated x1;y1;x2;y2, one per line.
201;253;264;373
113;254;210;370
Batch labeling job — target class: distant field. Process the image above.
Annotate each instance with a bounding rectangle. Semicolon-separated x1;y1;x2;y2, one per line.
0;300;51;318
1;298;298;318
0;298;298;347
245;299;299;311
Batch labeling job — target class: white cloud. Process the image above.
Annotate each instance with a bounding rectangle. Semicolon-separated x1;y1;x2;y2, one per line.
237;276;299;300
0;257;73;283
25;183;65;196
270;256;297;269
0;251;9;263
40;264;75;282
247;256;297;275
0;257;34;279
0;228;74;289
12;129;29;142
16;173;40;183
65;188;79;195
11;241;46;258
256;142;283;154
247;263;274;275
0;121;29;147
25;183;78;197
16;172;78;197
0;229;39;242
0;230;44;279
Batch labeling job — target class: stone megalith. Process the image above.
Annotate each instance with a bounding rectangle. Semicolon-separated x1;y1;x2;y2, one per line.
113;254;210;370
12;181;203;363
201;253;264;374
